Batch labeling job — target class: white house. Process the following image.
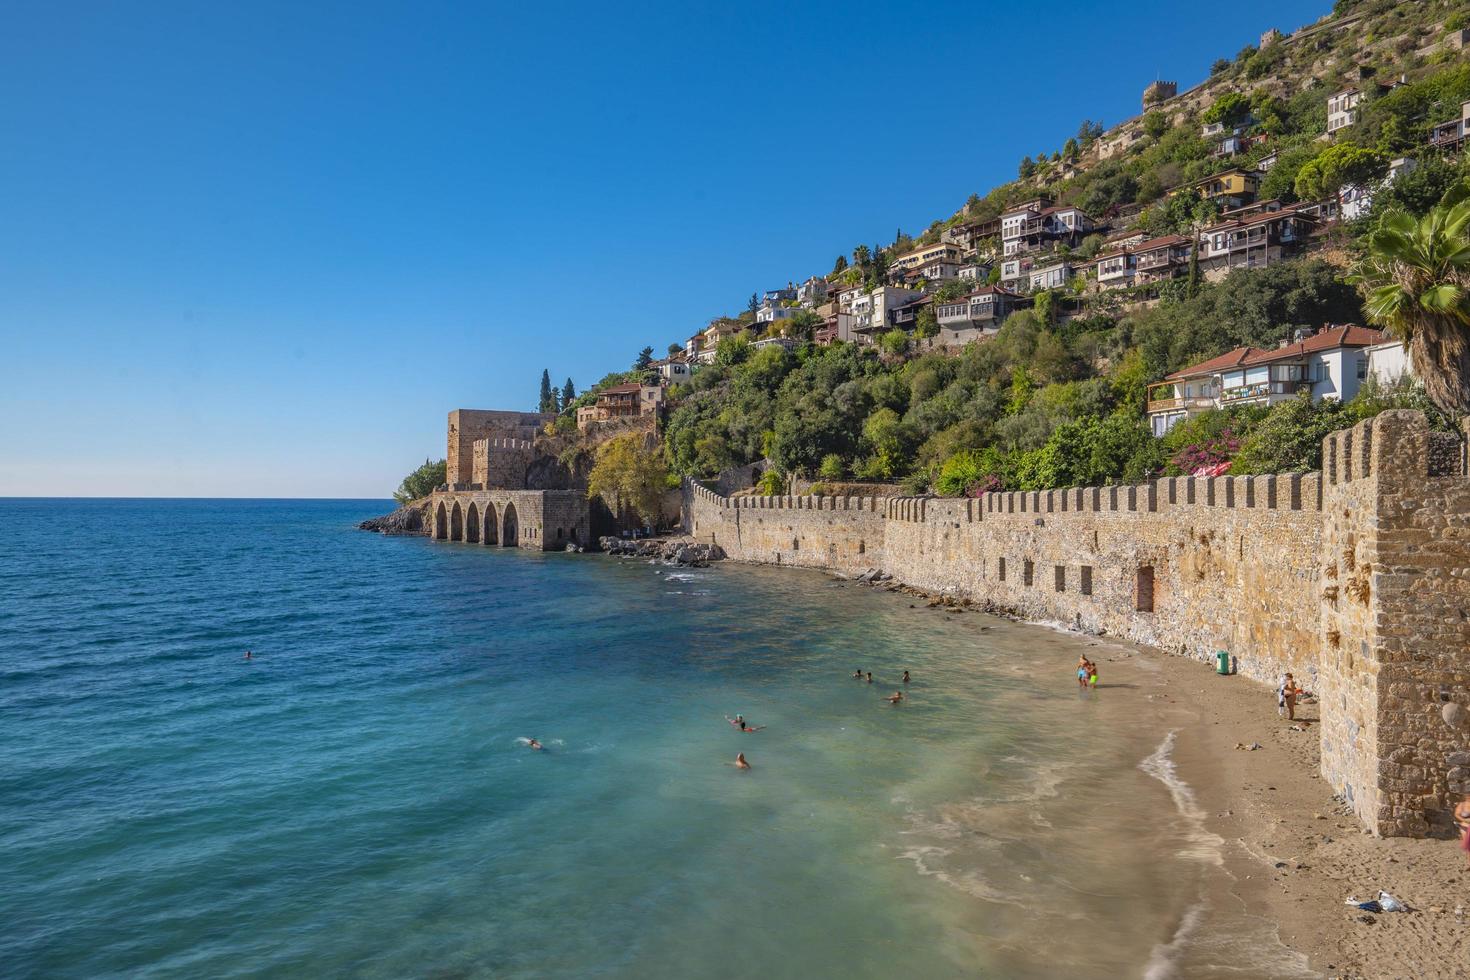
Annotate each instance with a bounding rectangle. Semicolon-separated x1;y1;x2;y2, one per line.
1365;339;1412;385
1340;157;1418;221
1145;324;1385;436
1327;89;1361;135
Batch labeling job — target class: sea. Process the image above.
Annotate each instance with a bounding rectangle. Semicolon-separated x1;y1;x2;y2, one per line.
0;498;1317;978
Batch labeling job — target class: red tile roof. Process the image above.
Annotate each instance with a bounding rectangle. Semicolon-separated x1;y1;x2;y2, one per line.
599;382;647;395
1132;234;1191;251
1166;326;1386;379
1241;325;1386;365
1166;347;1255;380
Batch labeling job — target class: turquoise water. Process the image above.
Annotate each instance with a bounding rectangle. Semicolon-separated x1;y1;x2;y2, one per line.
1;499;1291;978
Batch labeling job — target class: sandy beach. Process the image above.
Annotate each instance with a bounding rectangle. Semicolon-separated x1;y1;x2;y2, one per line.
1109;636;1469;978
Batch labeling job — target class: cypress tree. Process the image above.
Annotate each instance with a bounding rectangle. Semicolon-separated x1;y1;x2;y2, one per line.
538;369;554;413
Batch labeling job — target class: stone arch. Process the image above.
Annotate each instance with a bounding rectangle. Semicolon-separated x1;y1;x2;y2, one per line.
502;502;519;547
483;501;499;545
466;502;481;544
435;501;448;540
450;500;464;541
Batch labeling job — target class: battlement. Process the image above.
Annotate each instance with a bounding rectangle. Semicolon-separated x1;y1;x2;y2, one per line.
683;411;1470;839
447;408;554;486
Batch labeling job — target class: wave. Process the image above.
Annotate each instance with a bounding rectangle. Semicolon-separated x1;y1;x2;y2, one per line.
1138;731;1223;866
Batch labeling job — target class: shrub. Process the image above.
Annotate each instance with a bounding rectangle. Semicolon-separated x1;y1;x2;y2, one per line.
818;453;845;480
756;469;785;495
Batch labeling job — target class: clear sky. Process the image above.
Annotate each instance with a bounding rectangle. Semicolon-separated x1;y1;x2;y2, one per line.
0;0;1335;498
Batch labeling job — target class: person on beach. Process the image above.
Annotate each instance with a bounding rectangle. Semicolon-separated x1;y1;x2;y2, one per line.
731;752;751;770
1454;797;1470;864
885;691;904;704
1278;673;1300;720
902;670;911;684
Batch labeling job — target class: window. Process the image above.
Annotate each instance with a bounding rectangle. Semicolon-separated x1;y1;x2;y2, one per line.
1356;358;1367;381
1023;560;1034;587
1080;566;1093;596
998;557;1006;582
1054;565;1066;592
1136;566;1155;613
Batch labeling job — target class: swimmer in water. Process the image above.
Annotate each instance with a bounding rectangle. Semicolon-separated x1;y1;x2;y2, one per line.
243;650;253;660
885;691;904;704
866;672;873;684
527;738;543;751
726;715;764;732
731;752;751;770
853;669;863;679
902;670;910;683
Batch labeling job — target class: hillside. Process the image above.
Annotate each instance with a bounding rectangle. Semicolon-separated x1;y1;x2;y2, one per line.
553;0;1470;497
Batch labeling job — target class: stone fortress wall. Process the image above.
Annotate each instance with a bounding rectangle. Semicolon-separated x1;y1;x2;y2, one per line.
685;411;1470;838
446;409;554;487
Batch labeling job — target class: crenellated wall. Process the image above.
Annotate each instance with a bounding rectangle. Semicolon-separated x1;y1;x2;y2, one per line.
685;411;1470;838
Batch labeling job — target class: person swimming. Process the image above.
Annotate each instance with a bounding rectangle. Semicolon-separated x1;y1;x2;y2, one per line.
732;752;751;770
726;715;764;732
853;669;863;679
884;691;904;704
866;672;873;684
902;670;910;683
527;738;543;751
243;650;253;660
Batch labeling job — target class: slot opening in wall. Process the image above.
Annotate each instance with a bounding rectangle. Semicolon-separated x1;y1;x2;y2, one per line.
1054;565;1065;592
1136;565;1155;613
998;557;1006;582
1023;560;1034;587
1080;565;1093;596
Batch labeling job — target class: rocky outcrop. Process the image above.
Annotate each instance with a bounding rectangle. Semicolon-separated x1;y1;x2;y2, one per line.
359;500;428;535
599;536;725;566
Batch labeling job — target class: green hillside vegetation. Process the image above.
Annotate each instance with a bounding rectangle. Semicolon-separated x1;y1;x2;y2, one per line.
580;0;1470;496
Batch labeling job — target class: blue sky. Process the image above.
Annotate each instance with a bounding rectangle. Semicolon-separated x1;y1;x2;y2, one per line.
0;0;1334;498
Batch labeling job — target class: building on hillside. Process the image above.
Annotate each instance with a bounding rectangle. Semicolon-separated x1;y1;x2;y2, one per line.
755;285;799;324
797;276;829;308
1144;324;1385;436
956;262;994;284
1131;234;1193;285
1196;205;1313;280
1365;339;1412;385
578;382;665;430
1326;88;1362;135
814;300;853;346
1189;167;1262;210
941;219;1000;256
1340;157;1417;221
1028;259;1076;292
650;355;692;385
899;256;963;286
850;285;924;343
1428;99;1470;153
934;287;1025;346
1094;247;1135;290
1001;200;1094;256
1257;149;1279;171
888;295;932;332
891;242;966;273
690;318;747;364
1142;79;1176;110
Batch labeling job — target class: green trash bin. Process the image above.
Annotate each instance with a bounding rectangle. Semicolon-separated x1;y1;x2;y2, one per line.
1216;650;1231;675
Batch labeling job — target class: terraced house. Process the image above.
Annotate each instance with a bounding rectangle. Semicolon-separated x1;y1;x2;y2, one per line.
934;286;1025;346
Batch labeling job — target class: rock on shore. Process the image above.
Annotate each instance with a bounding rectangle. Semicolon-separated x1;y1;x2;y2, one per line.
358;501;428;535
599;536;725;566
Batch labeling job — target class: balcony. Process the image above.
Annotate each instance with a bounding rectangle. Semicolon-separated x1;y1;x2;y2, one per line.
1136;251;1180;271
1146;394;1217;414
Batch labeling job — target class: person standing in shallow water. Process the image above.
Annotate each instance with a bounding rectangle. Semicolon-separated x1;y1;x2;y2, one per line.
866;672;873;684
902;670;910;684
730;752;750;770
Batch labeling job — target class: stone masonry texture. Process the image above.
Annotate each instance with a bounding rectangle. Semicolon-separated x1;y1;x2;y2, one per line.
683;411;1470;839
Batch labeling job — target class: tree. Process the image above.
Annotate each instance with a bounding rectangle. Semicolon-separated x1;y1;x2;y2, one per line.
561;378;576;407
818;453;845;480
914;306;939;339
784;309;822;341
832;254;848;275
747;293;760;320
1349;184;1470;415
1203;92;1251;126
667;343;682;357
394;458;446;504
635;345;655;370
1143;110;1169;139
538;369;555;413
587;434;670;526
1019;155;1036;179
1076;119;1104;145
852;244;871;268
1062;137;1079;159
1293;145;1387;203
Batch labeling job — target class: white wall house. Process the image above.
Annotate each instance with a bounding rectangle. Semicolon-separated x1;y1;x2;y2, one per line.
1340;157;1418;221
1327;89;1361;135
1365;340;1412;385
1145;325;1385;437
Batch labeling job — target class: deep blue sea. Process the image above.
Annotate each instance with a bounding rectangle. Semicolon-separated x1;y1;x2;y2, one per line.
1;499;1313;978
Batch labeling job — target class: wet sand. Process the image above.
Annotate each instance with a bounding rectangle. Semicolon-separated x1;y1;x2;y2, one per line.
1074;629;1469;978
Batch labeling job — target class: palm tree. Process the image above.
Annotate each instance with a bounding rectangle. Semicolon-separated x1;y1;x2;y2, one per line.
1349;184;1470;416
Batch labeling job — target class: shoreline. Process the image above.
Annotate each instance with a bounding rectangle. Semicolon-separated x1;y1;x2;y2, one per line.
670;551;1468;978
